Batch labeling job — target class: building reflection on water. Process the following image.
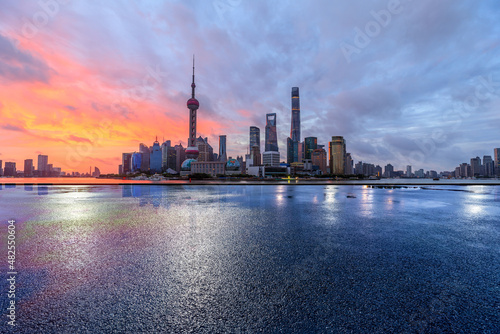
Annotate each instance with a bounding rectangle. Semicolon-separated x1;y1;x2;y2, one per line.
122;185;165;207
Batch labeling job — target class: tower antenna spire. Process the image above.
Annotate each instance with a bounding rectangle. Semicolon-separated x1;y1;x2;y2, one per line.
191;55;196;98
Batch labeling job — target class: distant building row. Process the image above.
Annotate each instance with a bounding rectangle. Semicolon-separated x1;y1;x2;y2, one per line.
0;155;100;177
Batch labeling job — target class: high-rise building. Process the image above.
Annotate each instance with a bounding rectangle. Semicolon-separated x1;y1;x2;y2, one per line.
384;164;394;178
345;153;354;175
161;140;176;171
265;113;278;152
363;163;375;176
139;143;150;172
250;145;261;166
287;87;301;164
263;151;280;166
150;138;162;173
161;140;170;171
459;163;470;178
311;148;327;174
92;167;101;177
355;161;363;175
329;136;346;175
186;57;200;160
286;138;298;164
4;162;16;176
24;159;33;177
470;157;481;177
415;169;425;178
132;152;142;172
249;126;260;153
483;155;494;177
406;165;412;178
304;137;317;160
37;154;48;176
219;135;227;162
175;144;186;172
196;136;214;162
0;160;3;176
291;87;300;142
122;153;133;175
495;148;500;176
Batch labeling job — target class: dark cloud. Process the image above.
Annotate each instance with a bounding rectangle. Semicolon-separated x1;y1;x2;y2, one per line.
1;123;27;132
0;34;53;83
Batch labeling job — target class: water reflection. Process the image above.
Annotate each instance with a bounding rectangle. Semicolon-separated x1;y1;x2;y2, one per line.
38;185;48;195
122;185;167;207
0;184;499;333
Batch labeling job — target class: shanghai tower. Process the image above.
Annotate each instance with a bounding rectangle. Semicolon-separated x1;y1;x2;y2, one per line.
287;87;301;163
185;56;199;159
291;87;300;142
265;113;278;152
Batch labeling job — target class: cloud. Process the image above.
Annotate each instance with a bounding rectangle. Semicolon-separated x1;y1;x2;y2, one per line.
68;135;92;144
1;123;27;132
0;34;53;83
0;0;499;173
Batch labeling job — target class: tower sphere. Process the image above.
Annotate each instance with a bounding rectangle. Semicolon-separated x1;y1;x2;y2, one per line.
187;98;199;108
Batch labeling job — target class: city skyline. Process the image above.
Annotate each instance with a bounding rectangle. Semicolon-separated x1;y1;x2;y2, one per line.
0;1;499;174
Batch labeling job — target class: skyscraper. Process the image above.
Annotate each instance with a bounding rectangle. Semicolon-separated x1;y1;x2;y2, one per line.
406;165;412;178
132;152;142;172
287;87;301;163
161;140;171;171
196;136;214;162
139;143;150;172
384;164;394;178
4;162;16;176
265;113;278;152
249;126;260;152
304;137;317;160
150;138;162;173
37;154;48;176
24;159;33;177
311;148;327;174
161;140;176;171
470;157;481;177
0;160;3;176
186;56;200;160
495;148;500;176
345;153;353;175
175;144;186;172
250;145;261;166
219;135;227;162
291;87;300;142
329;136;346;175
122;153;133;175
483;155;493;177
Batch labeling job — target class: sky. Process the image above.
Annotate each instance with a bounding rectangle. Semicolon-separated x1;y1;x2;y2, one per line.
0;0;499;174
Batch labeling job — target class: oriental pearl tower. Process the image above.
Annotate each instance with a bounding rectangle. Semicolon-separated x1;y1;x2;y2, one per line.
185;56;200;159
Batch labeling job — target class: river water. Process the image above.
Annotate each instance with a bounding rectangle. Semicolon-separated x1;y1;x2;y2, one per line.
0;184;499;333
